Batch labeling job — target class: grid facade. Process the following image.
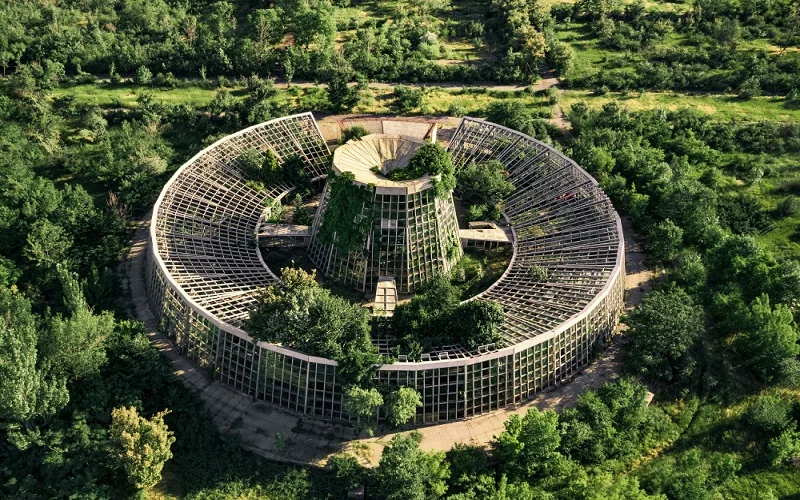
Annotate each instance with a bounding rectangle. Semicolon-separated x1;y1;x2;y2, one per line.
145;115;625;426
307;181;462;293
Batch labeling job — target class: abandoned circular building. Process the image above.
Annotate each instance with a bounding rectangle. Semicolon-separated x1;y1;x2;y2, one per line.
145;112;625;425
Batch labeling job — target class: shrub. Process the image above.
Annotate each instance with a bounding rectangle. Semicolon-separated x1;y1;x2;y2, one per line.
134;66;152;85
776;195;799;217
341;125;369;143
393;85;424;112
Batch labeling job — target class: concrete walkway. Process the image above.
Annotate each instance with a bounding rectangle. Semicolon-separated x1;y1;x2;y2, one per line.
121;209;651;466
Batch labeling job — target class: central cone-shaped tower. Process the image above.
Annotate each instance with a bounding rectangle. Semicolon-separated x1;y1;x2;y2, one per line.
308;134;462;293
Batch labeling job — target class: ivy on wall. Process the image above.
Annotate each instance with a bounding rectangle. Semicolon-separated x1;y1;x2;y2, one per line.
318;172;374;254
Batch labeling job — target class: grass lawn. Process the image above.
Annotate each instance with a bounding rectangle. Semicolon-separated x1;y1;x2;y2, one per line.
561;90;800;122
51;82;222;107
50;81;554;120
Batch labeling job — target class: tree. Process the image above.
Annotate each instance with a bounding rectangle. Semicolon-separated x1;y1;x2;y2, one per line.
293;4;336;48
769;429;800;466
249;8;284;48
24;219;72;268
494;407;566;481
625;287;704;383
456;159;515;204
343;385;383;428
134;65;152;85
246;267;380;386
109;406;175;490
0;286;69;430
385;387;422;426
327;68;360;112
516;26;547;76
375;431;450;499
547;41;574;76
647;219;683;263
449;300;504;350
328;453;368;493
746;393;793;437
393;85;423;112
398;143;456;196
560;378;660;464
40;267;115;380
736;294;799;382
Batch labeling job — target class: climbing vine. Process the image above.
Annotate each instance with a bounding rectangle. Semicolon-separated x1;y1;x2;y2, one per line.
318;172;373;254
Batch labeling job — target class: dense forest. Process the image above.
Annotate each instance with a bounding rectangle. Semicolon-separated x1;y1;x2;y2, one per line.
1;0;799;498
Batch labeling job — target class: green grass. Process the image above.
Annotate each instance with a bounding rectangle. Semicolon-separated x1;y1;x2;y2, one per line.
561;90;800;122
49;81;554;118
51;82;222;107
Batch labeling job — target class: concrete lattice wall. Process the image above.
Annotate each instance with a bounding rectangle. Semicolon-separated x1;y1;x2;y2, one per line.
145;114;625;425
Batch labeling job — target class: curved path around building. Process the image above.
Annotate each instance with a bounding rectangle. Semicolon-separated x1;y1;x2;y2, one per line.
121;204;651;466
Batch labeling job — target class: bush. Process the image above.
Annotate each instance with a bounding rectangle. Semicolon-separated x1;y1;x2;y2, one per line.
393;85;424;112
776;195;799;217
341;125;370;143
746;393;793;437
134;66;152;85
447;102;465;117
738;77;762;99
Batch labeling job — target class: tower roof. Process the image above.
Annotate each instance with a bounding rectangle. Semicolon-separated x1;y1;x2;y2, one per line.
333;134;435;195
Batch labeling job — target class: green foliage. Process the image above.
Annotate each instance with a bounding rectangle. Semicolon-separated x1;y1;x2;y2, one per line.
375;431;450;500
718;193;771;235
385;386;422;427
318;172;373;254
647;219;683;263
393;85;424;112
341;125;369;143
40;267;115;380
494;408;566;481
109;405;175;490
327;65;360;112
393;276;504;354
625;287;704;383
735;294;799;383
560;378;670;465
769;429;800;466
465;203;501;222
328;453;367;492
0;286;69;429
485;101;554;142
776;195;799;217
389;143;456;197
343;385;383;427
246;267;380;386
134;66;152;85
291;194;313;225
746;393;793;437
457;159;515;204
